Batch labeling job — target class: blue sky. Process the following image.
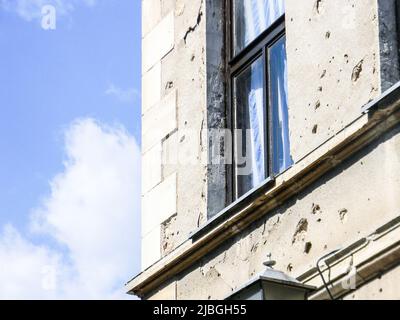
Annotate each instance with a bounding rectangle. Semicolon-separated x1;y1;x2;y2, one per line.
0;0;141;299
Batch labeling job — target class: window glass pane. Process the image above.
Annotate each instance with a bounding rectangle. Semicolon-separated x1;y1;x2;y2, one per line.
234;56;266;198
269;35;293;174
233;0;285;55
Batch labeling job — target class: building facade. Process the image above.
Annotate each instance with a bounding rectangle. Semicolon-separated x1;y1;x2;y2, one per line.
127;0;400;299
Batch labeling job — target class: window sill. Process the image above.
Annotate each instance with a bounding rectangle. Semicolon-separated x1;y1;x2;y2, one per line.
190;176;276;241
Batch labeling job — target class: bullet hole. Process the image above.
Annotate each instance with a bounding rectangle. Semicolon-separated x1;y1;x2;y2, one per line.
325;31;331;39
292;218;308;244
250;243;259;253
165;81;174;89
315;0;323;14
290;17;294;22
339;208;348;222
312;203;321;214
287;263;293;272
180;135;186;143
314;100;321;110
317;218;322;222
379;288;383;293
191;54;195;61
304;242;312;254
351;59;364;82
317;86;323;92
197;211;204;227
161;214;178;256
312;124;318;134
320;69;327;78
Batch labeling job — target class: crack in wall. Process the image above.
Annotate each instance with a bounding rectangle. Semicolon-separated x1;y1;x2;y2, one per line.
183;0;204;44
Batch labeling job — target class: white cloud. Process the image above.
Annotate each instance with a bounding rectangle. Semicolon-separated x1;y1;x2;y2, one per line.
0;0;97;22
0;225;64;299
0;118;141;299
105;84;140;103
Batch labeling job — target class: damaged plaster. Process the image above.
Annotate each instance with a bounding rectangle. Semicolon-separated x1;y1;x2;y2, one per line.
286;0;381;162
140;0;400;300
175;126;400;300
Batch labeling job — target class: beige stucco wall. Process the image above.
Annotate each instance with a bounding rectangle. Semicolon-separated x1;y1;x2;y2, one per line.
140;0;400;299
343;264;400;300
153;126;399;299
286;0;381;162
141;0;207;270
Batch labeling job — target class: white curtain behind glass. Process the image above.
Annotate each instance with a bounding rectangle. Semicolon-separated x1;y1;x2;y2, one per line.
245;0;289;183
277;49;291;172
243;0;285;46
270;37;293;174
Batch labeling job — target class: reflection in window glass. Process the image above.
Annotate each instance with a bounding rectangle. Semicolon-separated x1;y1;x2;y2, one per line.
234;57;266;198
233;0;285;55
269;36;293;174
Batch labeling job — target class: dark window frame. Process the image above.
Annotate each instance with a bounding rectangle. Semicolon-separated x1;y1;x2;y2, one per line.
226;0;287;202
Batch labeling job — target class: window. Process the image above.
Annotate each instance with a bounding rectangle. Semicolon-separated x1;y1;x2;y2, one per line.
228;0;292;200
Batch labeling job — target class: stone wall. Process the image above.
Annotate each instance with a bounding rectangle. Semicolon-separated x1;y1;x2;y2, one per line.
140;0;400;299
146;125;400;299
141;0;208;269
286;0;380;162
343;264;400;300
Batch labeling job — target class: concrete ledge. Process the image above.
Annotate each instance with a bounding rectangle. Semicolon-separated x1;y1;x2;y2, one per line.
126;83;400;298
300;216;400;300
